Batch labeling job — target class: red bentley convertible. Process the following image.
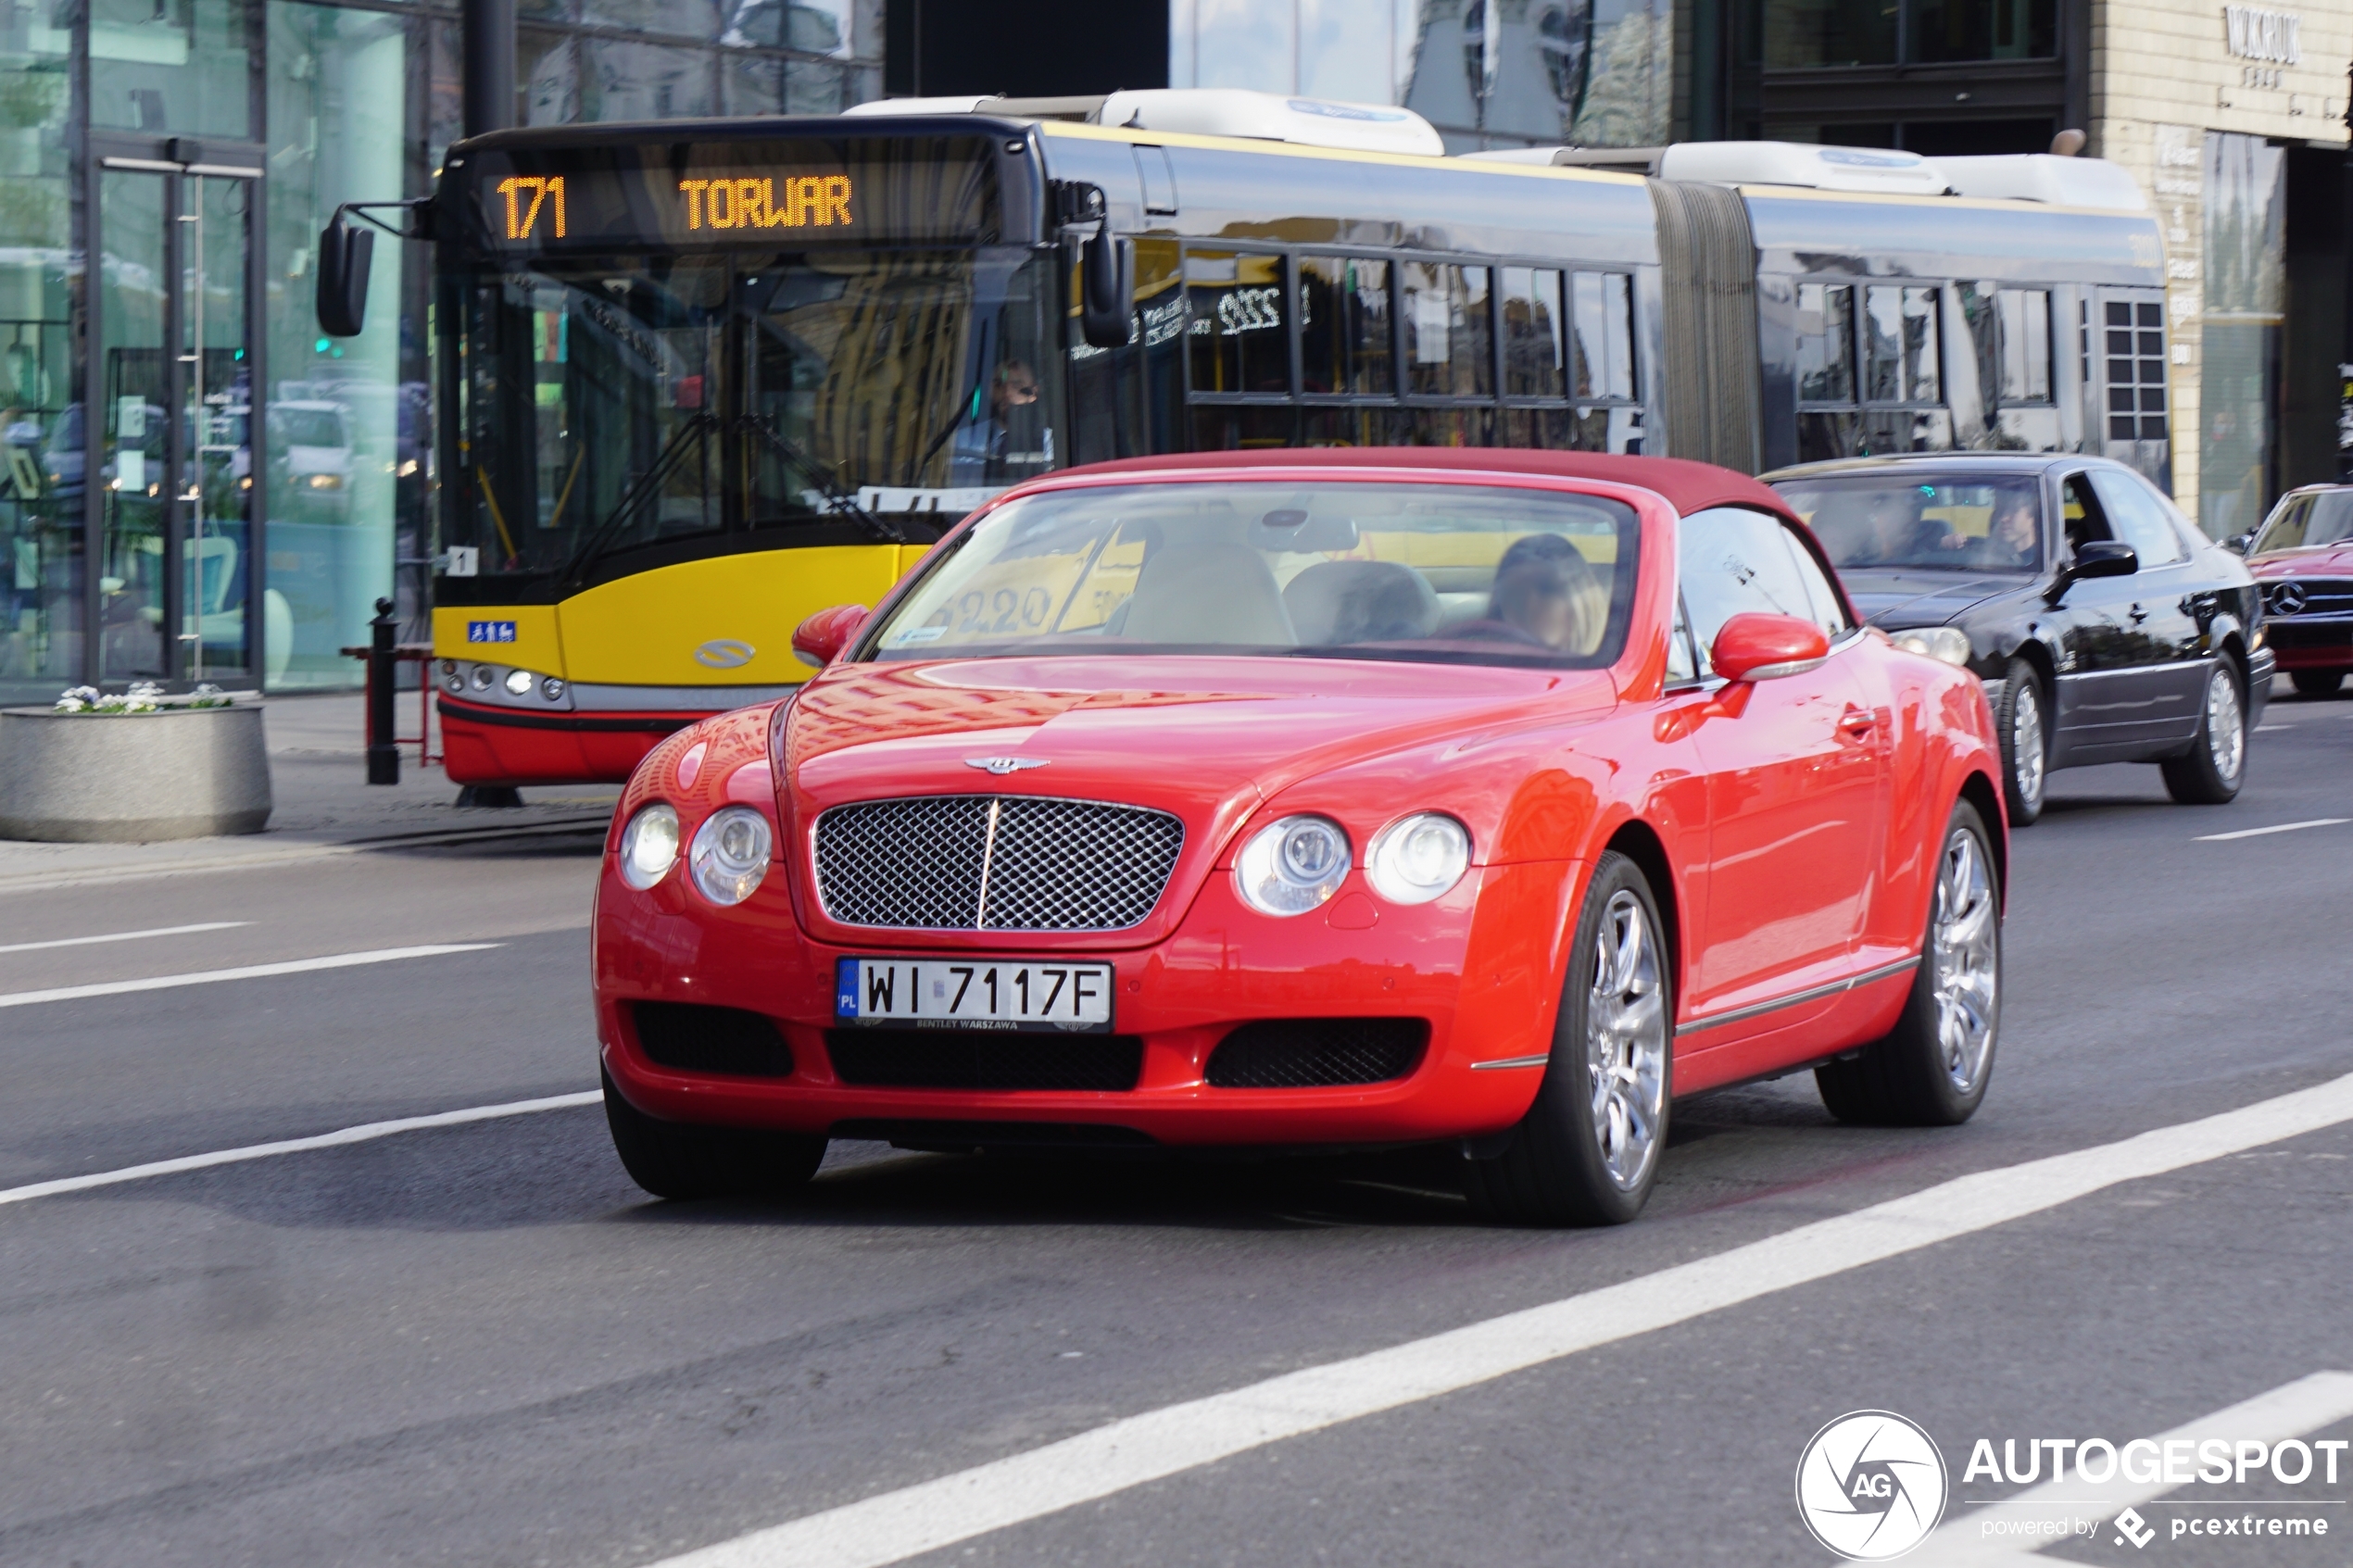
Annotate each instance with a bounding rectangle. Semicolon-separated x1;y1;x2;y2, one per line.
593;450;2007;1224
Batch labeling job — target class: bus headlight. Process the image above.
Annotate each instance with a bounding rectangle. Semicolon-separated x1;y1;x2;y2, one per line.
618;803;681;890
1235;815;1350;916
688;806;772;905
1366;813;1471;905
541;677;565;700
504;668;535;696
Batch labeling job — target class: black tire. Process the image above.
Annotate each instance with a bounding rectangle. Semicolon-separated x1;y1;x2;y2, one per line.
1817;800;2000;1127
1994;659;2048;827
2290;669;2344;697
603;1069;826;1200
1466;852;1671;1226
2159;659;2247;805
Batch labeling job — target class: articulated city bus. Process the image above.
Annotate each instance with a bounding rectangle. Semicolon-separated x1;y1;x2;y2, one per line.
384;90;2165;786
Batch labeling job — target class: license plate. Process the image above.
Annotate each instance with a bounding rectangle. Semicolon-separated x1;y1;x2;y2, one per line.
835;957;1114;1033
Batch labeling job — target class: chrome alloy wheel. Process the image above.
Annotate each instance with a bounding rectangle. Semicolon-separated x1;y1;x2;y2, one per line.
2010;681;2045;812
1929;827;1999;1094
2205;666;2246;785
1586;889;1668;1191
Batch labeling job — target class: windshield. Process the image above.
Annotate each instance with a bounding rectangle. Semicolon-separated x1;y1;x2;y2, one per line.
2254;491;2353;553
864;482;1640;668
1777;475;2044;573
449;246;1059;595
271;408;346;447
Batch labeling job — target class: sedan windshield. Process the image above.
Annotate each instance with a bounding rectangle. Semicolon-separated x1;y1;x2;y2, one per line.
2254;491;2353;553
1778;475;2044;573
865;481;1640;668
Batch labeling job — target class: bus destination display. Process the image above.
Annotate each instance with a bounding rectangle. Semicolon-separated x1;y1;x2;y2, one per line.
475;161;872;249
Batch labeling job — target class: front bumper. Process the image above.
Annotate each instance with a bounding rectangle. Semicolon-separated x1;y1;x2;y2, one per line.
439;696;697;786
595;856;1579;1150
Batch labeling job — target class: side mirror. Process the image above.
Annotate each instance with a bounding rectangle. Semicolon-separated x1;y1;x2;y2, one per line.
2224;532;2254;556
2045;539;2137;603
1079;227;1135;349
1710;612;1830;684
791;604;870;668
316;212;373;338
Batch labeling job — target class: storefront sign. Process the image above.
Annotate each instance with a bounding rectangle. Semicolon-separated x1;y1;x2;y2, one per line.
2221;5;2301;65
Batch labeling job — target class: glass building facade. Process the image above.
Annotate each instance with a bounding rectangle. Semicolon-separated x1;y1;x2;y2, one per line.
0;0;880;704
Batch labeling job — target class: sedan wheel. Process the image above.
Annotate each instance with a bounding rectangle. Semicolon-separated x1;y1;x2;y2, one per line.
1466;852;1670;1225
1995;660;2046;825
1817;800;2000;1126
2159;661;2246;805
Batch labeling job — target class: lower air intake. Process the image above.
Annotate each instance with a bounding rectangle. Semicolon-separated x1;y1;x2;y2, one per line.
1204;1018;1429;1088
631;1002;795;1077
825;1029;1144;1091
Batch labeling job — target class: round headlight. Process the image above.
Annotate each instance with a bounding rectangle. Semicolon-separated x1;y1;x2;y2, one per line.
541;676;565;701
504;668;535;696
689;805;773;905
1235;814;1351;916
1891;626;1971;667
471;664;493;690
1365;813;1472;906
617;803;681;890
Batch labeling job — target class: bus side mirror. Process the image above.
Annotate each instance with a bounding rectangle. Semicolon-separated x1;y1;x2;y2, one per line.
317;213;373;338
1080;228;1135;349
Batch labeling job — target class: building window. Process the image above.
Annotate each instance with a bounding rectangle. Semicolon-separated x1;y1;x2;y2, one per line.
1761;0;2055;68
2108;300;2168;443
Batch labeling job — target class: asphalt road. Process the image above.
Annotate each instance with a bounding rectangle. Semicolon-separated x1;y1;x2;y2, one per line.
3;688;2350;1567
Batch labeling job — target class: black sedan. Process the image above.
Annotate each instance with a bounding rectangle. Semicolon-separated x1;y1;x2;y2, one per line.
1766;454;2272;823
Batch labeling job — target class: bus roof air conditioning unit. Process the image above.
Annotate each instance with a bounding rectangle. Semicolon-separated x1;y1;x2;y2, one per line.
848;89;1443;157
1094;90;1444;156
1655;142;1954;196
1934;155;2146;210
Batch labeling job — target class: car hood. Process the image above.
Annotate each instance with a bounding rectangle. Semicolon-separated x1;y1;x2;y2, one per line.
780;654;1615;947
283;445;350;472
1838;569;2022;629
2249;545;2353;578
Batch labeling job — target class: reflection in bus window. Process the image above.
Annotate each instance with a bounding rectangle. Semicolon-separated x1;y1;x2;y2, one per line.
1300;257;1393;395
1500;268;1565;398
1402;263;1492;398
1185;250;1289;395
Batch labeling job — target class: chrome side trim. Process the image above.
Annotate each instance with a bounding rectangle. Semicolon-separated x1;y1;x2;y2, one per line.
570;681;804;711
1468;1052;1552;1072
1673;956;1921;1038
2054;657;2213;684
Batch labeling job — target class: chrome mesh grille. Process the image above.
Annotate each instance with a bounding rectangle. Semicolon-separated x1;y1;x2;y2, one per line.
813;795;1185;931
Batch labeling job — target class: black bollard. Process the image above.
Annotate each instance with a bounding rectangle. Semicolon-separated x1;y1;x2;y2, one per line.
367;596;400;785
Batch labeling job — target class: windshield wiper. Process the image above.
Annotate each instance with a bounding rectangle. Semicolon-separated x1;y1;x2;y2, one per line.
561;411;716;588
735;415;904;544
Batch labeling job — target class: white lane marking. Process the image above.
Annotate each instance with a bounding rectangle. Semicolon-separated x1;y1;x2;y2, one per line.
2195;818;2351;842
642;1072;2353;1568
0;1091;601;1208
0;943;499;1010
2254;723;2291;733
0;921;251;956
1903;1370;2353;1564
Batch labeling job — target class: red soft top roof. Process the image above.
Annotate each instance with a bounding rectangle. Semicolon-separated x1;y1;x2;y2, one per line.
1053;448;1800;523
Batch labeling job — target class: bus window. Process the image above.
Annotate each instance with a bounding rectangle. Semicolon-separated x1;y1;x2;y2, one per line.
1863;285;1940;405
1999;290;2053;403
1185;249;1289;395
1499;269;1565;398
1795;283;1855;402
1300;257;1394;395
1402;263;1492;398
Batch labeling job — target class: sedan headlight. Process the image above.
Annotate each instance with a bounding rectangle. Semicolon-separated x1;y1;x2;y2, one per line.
688;805;773;905
1892;626;1971;667
1235;815;1351;916
1366;813;1472;906
618;803;681;890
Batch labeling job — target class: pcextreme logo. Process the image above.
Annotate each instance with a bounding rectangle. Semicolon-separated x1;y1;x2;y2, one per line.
1797;1410;1951;1561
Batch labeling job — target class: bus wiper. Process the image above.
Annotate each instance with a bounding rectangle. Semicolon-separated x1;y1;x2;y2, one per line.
561;410;715;588
734;416;905;544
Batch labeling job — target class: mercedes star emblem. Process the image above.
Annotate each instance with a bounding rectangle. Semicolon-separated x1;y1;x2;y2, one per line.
2270;582;2308;616
964;757;1049;774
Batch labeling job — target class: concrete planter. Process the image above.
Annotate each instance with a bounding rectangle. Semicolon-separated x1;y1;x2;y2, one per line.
0;702;273;842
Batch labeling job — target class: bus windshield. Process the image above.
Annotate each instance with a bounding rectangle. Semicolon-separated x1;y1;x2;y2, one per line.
449;245;1060;596
862;482;1640;669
